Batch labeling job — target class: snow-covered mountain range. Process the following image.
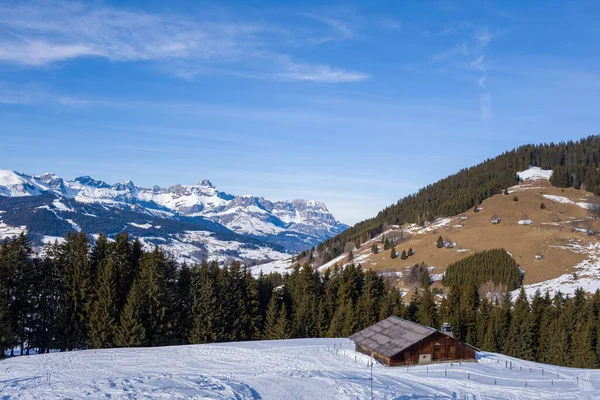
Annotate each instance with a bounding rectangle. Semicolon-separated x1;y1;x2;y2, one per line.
0;170;347;263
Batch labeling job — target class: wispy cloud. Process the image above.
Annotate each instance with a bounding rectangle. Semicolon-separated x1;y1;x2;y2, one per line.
0;0;368;83
431;42;469;61
278;61;369;83
0;82;89;106
302;9;360;43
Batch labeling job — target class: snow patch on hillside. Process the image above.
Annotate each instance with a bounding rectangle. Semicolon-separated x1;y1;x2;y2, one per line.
517;166;553;181
3;338;599;399
128;222;153;229
52;199;74;212
543;194;591;209
42;236;66;245
516;240;600;298
0;221;27;239
251;257;295;276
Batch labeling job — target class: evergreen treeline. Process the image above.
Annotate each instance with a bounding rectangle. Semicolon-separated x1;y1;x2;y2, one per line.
316;136;600;264
439;285;600;369
2;232;600;369
442;249;522;291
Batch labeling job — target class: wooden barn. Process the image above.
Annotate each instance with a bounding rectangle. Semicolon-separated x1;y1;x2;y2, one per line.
349;317;477;367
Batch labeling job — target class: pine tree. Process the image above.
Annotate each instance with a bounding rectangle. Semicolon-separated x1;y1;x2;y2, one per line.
481;309;498;352
383;238;391;250
570;317;596;368
29;254;61;354
371;244;378;254
547;315;570;366
263;294;282;339
242;267;262;340
114;286;146;347
174;264;192;344
88;258;117;349
0;279;12;358
54;232;91;351
505;287;533;360
400;250;408;260
347;250;354;261
135;248;170;346
390;247;397;259
274;302;290;339
89;234;109;284
436;236;444;248
407;247;415;256
356;270;384;329
416;287;438;329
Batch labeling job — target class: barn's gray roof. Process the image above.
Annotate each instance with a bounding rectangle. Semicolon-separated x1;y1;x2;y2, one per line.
349;316;438;358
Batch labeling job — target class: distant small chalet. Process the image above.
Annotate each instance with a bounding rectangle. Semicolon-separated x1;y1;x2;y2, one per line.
350;317;477;366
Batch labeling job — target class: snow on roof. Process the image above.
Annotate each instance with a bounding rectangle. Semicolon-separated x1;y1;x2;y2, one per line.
517;166;553;181
350;316;437;357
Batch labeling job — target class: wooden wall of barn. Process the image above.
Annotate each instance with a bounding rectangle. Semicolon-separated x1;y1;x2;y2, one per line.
354;333;476;367
390;332;476;366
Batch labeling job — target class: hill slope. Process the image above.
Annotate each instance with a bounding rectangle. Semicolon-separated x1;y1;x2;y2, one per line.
2;338;597;399
315;136;600;265
261;167;600;297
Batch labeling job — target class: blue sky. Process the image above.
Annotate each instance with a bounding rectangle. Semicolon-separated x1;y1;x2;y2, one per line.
1;0;599;224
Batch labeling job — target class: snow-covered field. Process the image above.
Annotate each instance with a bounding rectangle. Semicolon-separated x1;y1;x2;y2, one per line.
2;338;599;399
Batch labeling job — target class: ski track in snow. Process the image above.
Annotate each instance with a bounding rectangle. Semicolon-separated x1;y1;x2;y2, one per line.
2;338;600;399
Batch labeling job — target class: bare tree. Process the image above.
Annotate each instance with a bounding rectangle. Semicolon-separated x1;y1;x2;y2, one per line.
588;196;600;221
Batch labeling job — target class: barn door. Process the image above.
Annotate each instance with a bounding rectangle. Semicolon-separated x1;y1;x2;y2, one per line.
433;343;441;361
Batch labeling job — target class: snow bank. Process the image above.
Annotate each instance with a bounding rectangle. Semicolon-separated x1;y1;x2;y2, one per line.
517;166;553;181
518;219;533;225
3;338;598;399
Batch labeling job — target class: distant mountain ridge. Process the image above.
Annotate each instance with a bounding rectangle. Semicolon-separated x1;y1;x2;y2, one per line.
0;170;348;262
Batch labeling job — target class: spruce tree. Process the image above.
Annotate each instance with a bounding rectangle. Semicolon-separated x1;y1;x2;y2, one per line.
400;250;408;260
436;236;444;248
570;317;596;368
0;280;12;358
274;302;290;339
263;294;282;339
188;273;217;344
371;244;378;254
54;232;91;351
88;258;117;349
390;247;397;259
114;286;146;347
347;250;354;261
481;309;498;352
135;248;170;346
416;287;438;329
505;287;533;360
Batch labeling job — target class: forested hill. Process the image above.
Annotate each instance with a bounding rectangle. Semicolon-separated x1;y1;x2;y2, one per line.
316;136;600;264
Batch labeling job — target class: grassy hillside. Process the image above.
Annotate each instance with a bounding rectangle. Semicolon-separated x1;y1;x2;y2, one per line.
316;136;600;265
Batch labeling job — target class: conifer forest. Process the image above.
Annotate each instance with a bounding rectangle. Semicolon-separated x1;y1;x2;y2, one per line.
2;231;600;369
